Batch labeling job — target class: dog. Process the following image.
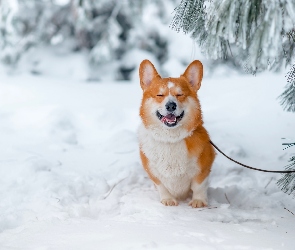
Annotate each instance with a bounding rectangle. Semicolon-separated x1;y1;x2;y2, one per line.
138;59;215;207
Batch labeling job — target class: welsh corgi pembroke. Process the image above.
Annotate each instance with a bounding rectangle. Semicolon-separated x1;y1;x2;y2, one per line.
138;60;215;207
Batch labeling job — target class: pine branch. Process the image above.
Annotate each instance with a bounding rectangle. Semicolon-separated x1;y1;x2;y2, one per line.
170;0;208;50
284;207;295;216
287;29;295;43
279;64;295;112
283;142;295;150
171;0;295;72
277;143;295;196
277;157;295;196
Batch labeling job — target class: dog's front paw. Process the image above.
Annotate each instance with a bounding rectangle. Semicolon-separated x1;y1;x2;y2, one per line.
161;198;178;206
189;199;207;208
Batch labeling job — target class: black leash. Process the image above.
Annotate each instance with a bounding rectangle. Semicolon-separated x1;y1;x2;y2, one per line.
210;140;295;173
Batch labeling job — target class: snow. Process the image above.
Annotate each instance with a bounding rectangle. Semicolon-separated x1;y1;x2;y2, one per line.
0;67;295;249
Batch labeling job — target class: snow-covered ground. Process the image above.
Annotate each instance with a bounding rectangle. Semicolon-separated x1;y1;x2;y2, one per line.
0;67;295;249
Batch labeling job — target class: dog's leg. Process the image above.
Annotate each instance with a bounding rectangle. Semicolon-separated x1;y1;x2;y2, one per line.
189;143;214;208
140;150;178;206
189;178;208;208
157;183;178;206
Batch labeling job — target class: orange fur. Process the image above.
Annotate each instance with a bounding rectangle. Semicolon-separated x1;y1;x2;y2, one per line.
185;126;215;183
138;59;215;207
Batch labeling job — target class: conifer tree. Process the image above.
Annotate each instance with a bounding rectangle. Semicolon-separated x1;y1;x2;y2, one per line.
171;0;295;195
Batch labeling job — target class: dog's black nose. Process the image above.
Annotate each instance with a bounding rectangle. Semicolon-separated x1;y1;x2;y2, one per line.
165;101;177;112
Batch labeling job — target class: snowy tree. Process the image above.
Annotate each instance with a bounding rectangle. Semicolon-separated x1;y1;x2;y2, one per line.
0;0;72;67
171;0;295;72
75;0;169;80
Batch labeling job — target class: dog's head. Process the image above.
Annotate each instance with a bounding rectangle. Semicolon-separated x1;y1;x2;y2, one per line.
139;60;203;141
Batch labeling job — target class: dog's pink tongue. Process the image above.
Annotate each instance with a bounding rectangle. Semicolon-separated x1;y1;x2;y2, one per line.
162;113;176;123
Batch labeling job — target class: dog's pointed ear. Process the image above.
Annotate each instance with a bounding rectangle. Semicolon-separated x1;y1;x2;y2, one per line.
182;60;203;91
139;60;160;90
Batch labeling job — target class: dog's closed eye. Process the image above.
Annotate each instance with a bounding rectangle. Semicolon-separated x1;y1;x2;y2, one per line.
157;94;164;97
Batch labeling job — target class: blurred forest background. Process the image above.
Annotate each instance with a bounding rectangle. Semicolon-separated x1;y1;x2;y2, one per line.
1;0;294;82
1;0;199;81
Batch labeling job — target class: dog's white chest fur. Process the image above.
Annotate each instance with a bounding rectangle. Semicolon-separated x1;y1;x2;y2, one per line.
138;124;199;199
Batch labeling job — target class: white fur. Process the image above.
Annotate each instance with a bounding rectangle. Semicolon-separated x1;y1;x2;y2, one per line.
187;65;198;83
157;183;174;200
167;82;174;89
142;64;154;86
144;123;191;143
138;124;199;199
190;177;208;203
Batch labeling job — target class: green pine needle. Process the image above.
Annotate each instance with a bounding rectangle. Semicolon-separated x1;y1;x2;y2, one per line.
277;145;295;196
279;65;295;112
277;161;295;196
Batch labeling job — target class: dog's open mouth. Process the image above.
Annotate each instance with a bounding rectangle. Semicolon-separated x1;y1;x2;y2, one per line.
156;111;184;127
